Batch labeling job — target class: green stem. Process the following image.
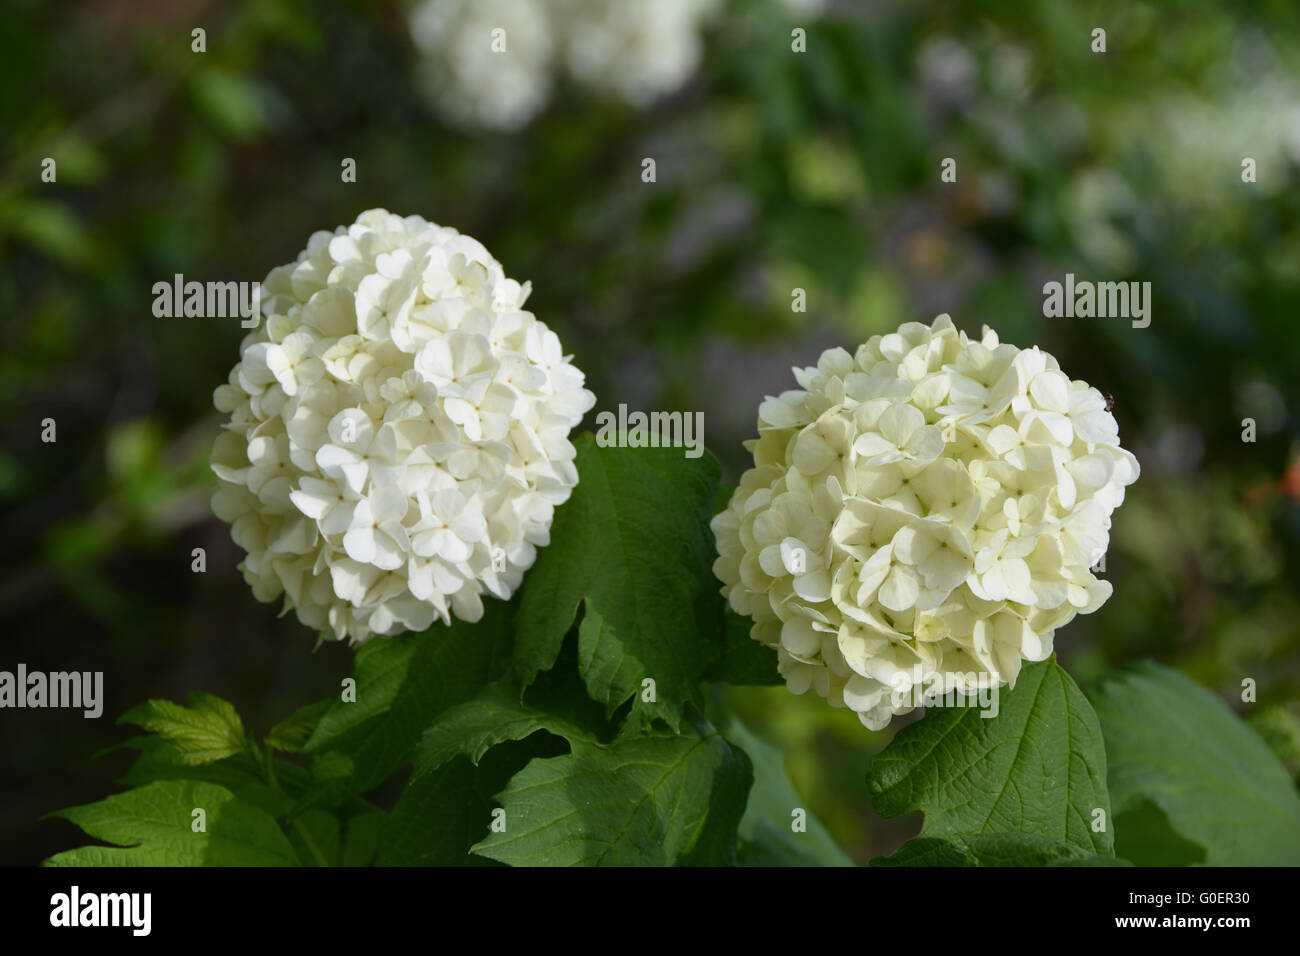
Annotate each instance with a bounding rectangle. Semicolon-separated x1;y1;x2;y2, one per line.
292;817;330;868
260;739;330;866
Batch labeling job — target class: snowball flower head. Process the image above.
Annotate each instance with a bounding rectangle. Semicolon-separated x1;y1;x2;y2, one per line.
710;316;1138;730
211;209;595;644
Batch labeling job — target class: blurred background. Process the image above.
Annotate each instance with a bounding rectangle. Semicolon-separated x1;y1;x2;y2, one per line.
3;0;1300;866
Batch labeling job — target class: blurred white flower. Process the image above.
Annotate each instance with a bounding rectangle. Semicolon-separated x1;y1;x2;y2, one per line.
212;209;595;644
563;0;718;108
409;0;555;132
407;0;796;129
711;316;1138;730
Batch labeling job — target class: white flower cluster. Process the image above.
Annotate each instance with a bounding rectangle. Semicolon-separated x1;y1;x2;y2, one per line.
408;0;720;130
711;316;1138;730
211;209;595;644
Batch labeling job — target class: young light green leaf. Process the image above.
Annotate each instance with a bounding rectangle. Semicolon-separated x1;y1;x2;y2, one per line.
43;780;298;866
117;692;247;766
720;714;853;866
472;720;751;866
300;600;514;805
1089;660;1300;866
868;657;1113;856
514;437;724;732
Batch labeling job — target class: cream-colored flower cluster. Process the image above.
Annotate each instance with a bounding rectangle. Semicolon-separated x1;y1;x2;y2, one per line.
211;209;594;644
711;316;1138;729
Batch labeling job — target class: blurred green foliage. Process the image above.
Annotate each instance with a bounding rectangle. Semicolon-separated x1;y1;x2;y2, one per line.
3;0;1300;864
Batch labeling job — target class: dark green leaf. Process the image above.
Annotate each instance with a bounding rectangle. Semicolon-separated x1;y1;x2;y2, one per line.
473;718;749;866
379;737;564;866
515;437;724;732
703;610;783;686
412;679;595;778
868;657;1113;856
301;600;514;805
341;809;385;866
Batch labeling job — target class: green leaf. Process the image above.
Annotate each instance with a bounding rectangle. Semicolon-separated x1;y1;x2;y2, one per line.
43;781;298;866
266;699;331;754
874;833;1127;867
679;739;752;867
720;715;853;866
703;610;783;686
411;680;596;778
515;437;724;732
517;636;623;738
1110;799;1205;866
285;805;385;866
300;600;514;805
379;738;564;866
379;759;491;866
117;737;290;819
118;692;247;766
341;809;385;867
287;808;340;867
868;657;1113;857
472;717;751;866
383;661;617;866
1089;661;1300;866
